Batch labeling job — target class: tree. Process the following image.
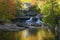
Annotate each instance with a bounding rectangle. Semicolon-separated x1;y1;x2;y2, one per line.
36;1;60;40
0;0;16;23
15;0;22;17
41;0;58;26
29;5;40;13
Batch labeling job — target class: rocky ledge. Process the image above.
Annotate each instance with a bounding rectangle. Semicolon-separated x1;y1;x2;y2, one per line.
0;23;50;32
0;24;27;32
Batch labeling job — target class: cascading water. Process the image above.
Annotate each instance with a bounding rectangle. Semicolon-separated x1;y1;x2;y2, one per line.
26;16;43;26
26;17;33;25
25;16;43;36
35;17;42;25
26;17;33;22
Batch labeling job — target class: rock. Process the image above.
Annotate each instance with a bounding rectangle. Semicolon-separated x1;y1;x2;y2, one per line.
0;20;5;25
25;12;37;16
0;23;26;31
11;17;30;23
16;22;28;27
36;14;44;18
31;23;42;27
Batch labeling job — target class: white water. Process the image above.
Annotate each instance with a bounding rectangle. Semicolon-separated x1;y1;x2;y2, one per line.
26;17;33;25
26;17;33;22
25;17;43;37
26;17;42;25
35;17;42;24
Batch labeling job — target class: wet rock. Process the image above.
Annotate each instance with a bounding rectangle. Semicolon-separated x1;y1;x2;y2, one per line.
16;22;28;27
31;23;42;27
25;12;37;16
0;20;5;25
0;23;26;31
11;17;30;23
36;14;44;18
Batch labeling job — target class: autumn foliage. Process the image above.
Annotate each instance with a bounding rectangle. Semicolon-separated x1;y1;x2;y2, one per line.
0;0;17;22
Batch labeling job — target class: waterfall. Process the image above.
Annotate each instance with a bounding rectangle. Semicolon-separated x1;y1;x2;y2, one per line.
26;17;33;25
26;16;43;26
35;17;42;24
26;17;33;22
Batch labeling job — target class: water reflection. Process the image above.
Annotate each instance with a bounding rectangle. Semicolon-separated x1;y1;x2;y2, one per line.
21;28;55;40
22;29;30;37
25;17;43;37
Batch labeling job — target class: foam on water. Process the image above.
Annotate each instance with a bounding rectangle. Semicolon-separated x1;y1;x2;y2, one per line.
26;17;42;25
